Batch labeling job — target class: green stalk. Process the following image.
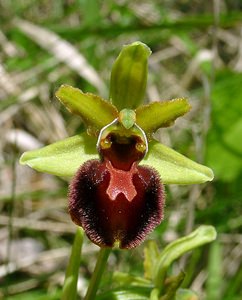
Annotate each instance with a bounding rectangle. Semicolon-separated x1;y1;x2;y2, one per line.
61;227;84;300
84;248;111;300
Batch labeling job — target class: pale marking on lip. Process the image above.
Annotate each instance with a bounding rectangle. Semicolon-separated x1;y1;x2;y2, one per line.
105;160;138;202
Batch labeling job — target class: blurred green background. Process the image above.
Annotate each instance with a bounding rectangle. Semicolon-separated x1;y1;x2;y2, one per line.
0;1;241;299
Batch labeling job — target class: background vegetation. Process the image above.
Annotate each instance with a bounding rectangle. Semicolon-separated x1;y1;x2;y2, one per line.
0;1;241;299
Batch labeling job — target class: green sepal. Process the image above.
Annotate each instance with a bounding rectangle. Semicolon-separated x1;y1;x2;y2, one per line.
110;41;151;110
135;98;191;136
141;139;214;184
56;85;118;136
20;135;214;183
19;133;98;177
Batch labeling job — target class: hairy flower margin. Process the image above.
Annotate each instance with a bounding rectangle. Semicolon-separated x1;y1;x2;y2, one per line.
20;42;214;249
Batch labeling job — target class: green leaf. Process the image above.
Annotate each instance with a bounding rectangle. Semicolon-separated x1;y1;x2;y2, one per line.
154;226;217;287
113;271;152;287
205;71;242;182
135;98;191;136
6;290;61;300
56;85;118;135
143;240;160;280
62;227;84;300
142;139;214;184
19;133;98;177
159;272;185;300
110;41;151;110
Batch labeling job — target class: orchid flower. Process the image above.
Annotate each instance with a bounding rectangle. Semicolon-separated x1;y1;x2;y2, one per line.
20;42;213;249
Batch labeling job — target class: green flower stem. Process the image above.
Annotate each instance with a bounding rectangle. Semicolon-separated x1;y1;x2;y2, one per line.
84;248;111;300
62;227;84;300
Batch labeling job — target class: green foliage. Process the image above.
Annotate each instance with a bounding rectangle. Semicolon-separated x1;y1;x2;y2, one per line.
206;71;242;182
153;226;216;288
6;290;62;300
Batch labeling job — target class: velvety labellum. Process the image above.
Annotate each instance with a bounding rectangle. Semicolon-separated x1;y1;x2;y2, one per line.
69;131;164;249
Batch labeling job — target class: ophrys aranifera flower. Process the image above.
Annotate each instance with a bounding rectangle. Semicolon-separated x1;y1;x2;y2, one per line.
20;42;213;249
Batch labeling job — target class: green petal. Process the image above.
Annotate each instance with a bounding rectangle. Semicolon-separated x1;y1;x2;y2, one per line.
136;98;191;135
110;41;151;110
19;133;98;177
141;139;214;184
56;85;118;135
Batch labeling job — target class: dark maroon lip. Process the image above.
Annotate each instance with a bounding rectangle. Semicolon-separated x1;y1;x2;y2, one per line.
69;159;164;249
68;130;165;249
